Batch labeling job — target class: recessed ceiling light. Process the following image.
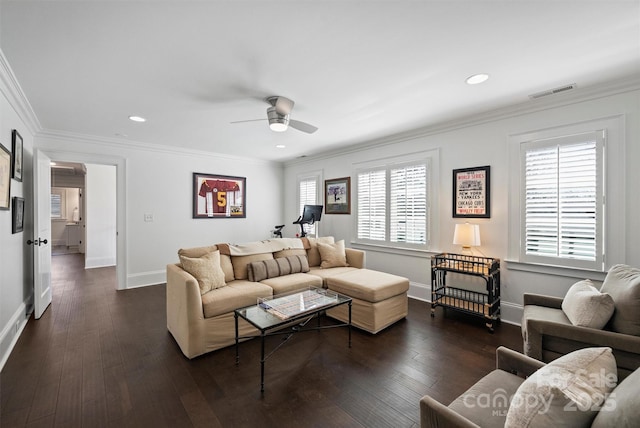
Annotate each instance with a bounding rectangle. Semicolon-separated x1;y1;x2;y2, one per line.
466;74;489;85
275;144;286;149
128;115;146;122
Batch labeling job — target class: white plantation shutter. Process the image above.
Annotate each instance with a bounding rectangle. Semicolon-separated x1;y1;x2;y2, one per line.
390;164;427;244
522;131;603;268
357;169;386;241
299;177;318;235
357;160;430;247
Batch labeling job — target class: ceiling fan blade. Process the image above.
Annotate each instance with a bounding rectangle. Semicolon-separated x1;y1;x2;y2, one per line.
274;96;294;115
289;119;318;134
230;118;266;124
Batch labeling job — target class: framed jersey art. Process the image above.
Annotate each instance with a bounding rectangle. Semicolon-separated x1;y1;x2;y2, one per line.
193;173;246;218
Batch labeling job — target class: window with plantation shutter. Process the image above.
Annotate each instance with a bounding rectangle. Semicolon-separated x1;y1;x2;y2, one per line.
356;155;433;249
298;175;319;236
521;131;604;269
390;164;427;244
357;169;386;241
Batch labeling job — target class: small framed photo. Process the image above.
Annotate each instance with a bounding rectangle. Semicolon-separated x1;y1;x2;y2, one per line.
325;177;351;214
0;142;11;210
193;173;246;218
453;165;490;218
12;197;24;233
12;130;23;182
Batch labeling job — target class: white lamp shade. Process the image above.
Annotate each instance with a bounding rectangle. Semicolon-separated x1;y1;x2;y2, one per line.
453;223;481;248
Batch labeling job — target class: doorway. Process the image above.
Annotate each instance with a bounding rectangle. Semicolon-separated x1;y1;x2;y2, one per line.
36;150;126;291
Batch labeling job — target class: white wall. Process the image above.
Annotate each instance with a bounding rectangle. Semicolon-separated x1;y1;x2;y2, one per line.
34;134;285;288
283;82;640;325
85;164;116;268
0;53;35;369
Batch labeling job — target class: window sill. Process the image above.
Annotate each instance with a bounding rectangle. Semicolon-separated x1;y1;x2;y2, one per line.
350;241;436;258
504;259;607;281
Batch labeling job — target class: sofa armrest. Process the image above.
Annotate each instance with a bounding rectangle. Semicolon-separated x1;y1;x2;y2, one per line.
496;346;545;378
523;293;563;309
166;263;205;358
420;395;480;428
345;248;365;269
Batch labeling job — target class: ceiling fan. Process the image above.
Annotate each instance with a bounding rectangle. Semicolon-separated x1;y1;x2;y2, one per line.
231;96;318;134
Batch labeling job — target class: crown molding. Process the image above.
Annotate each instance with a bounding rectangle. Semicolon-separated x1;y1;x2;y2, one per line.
285;74;640;167
0;49;42;135
35;129;281;166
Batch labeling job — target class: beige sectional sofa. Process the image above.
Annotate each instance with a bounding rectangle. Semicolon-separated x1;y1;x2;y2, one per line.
166;236;409;359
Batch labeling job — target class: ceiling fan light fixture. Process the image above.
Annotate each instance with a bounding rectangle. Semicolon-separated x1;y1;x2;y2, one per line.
267;106;289;132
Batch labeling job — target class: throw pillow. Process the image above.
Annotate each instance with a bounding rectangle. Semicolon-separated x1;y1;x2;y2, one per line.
306;236;335;267
562;279;615;329
231;253;274;280
247;255;310;282
599;264;640;336
317;240;348;269
505;347;617;428
179;250;226;294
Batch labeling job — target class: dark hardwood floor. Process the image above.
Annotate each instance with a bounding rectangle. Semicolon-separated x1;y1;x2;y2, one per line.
1;253;522;427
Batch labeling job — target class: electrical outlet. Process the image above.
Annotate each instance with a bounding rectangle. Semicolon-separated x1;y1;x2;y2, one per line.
144;213;153;222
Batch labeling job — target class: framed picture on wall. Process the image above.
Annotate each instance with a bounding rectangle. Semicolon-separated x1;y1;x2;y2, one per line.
325;177;351;214
12;197;24;233
0;142;11;210
453;165;490;218
12;130;23;182
193;172;246;218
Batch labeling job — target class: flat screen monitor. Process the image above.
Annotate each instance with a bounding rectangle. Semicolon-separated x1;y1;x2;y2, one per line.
301;204;323;223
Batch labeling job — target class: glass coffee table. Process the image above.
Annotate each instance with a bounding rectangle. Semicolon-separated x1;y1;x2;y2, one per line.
234;286;352;392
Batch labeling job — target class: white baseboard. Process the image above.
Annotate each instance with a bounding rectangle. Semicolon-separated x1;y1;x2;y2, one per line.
0;299;32;372
127;270;166;289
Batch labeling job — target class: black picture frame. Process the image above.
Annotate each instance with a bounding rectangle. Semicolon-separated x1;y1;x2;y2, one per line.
12;197;24;233
0;142;10;210
324;177;351;214
12;130;23;182
192;172;246;218
453;165;490;218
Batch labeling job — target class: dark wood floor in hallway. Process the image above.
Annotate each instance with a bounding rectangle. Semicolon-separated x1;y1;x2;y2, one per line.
1;253;522;428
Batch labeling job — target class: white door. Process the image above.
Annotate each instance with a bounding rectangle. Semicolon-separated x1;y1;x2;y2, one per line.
33;149;52;319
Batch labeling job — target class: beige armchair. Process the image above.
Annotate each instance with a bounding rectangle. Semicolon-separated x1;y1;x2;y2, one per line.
420;346;640;428
521;264;640;380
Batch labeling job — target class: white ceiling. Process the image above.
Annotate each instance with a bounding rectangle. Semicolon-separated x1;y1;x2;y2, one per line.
1;1;639;162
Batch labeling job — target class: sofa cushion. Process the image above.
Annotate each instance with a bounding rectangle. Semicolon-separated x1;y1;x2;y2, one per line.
306;236;335;267
318;240;348;268
505;347;617;428
201;280;273;318
247;255;310;282
231;253;273;280
326;268;409;303
599;264;640;336
562;279;615;329
448;369;525;428
260;273;323;295
591;366;640;428
178;245;234;282
178;250;226;294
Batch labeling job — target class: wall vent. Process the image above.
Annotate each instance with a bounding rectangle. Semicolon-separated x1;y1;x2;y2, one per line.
529;83;577;99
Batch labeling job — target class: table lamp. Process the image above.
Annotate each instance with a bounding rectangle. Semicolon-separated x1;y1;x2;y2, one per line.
453;223;481;254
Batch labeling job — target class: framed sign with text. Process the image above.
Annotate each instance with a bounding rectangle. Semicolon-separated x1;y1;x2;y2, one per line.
453;165;490;218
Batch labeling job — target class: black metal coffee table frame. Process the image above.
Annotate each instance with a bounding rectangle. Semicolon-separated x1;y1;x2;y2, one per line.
234;291;352;392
